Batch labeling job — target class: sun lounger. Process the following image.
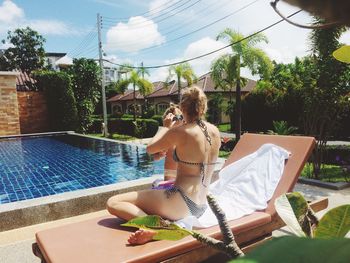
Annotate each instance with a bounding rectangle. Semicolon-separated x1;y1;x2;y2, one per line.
32;133;328;263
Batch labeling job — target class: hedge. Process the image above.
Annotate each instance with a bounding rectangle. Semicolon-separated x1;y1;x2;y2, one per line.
151;115;163;126
87;118;159;138
34;71;79;131
322;145;350;165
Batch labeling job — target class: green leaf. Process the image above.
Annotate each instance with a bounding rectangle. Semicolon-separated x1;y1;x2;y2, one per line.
274;194;306;237
275;192;311;237
315;205;350;238
333;45;350;64
121;215;193;241
231;236;350;263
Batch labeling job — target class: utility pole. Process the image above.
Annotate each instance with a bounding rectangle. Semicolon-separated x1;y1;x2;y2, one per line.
97;13;108;137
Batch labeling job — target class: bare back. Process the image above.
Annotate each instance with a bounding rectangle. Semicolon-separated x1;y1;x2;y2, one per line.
172;121;220;202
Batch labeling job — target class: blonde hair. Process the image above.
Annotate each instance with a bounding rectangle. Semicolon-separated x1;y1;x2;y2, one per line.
162;103;181;119
180;85;207;121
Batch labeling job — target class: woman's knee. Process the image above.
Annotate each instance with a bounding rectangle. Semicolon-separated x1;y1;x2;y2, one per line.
106;192;137;209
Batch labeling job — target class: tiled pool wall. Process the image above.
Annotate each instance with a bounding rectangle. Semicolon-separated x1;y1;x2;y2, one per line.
0;175;161;232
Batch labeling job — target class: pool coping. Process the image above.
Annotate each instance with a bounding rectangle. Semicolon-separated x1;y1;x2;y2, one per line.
0;131;226;232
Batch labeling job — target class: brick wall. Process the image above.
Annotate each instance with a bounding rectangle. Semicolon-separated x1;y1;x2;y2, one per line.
17;91;50;134
0;72;20;136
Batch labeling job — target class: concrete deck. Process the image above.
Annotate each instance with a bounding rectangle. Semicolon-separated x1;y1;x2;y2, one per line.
0;183;349;263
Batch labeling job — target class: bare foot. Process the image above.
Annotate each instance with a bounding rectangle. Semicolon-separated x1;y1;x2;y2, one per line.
127;229;157;245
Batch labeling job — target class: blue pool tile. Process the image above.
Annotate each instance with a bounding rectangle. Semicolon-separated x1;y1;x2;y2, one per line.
0;135;163;204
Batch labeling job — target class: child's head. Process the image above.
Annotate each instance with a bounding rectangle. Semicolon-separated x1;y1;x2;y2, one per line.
162;103;182;119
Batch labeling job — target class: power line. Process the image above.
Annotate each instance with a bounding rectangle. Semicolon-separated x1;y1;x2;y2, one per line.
102;0;184;21
67;25;97;57
102;10;302;69
104;0;260;54
102;0;203;28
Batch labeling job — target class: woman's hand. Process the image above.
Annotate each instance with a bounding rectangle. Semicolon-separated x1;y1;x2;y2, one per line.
163;113;174;128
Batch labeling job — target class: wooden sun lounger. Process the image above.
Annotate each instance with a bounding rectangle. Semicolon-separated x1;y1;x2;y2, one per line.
32;133;328;263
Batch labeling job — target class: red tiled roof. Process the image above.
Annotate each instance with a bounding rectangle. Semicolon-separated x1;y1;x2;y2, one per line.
107;90;134;102
16;71;37;91
107;72;256;102
147;81;177;98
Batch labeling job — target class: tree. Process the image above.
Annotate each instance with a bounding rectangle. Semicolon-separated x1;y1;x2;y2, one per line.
216;28;273;140
207;93;224;125
0;27;46;73
211;54;247;131
116;66;153;121
302;19;350;178
166;63;197;102
68;58;101;132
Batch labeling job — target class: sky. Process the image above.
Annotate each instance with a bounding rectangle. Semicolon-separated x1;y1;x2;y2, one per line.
0;0;349;81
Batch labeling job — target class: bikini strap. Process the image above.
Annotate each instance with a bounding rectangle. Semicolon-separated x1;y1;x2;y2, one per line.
196;119;212;146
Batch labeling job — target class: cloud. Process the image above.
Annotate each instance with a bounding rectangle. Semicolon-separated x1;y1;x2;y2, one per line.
105;16;165;53
150;37;229;81
0;0;81;36
183;37;230;76
0;0;24;24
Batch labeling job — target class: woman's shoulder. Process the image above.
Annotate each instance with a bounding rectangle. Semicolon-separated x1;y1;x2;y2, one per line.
205;121;220;135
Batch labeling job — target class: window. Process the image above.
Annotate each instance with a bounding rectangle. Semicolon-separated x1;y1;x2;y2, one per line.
112;104;122;114
157;103;169;114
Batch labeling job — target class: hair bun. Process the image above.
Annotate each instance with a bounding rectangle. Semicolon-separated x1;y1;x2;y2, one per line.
180;85;207;120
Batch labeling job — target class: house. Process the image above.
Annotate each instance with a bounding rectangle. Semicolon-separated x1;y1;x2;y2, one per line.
107;72;256;123
45;52;67;71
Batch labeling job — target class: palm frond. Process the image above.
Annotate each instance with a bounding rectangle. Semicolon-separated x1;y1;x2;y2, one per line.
246;33;269;47
115;78;131;93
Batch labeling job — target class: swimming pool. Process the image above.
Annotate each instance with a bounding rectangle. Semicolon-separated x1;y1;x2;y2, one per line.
0;134;164;204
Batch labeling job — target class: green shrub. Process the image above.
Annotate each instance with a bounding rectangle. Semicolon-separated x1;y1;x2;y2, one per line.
151;115;163;126
34;70;79;131
122;114;134;119
138;119;159;138
88;119;103;133
323;145;350;165
68;58;101;133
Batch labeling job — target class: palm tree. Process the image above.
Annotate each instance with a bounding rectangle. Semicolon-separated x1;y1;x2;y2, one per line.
211;54;247;131
215;28;273;140
166;62;197;102
116;65;153;121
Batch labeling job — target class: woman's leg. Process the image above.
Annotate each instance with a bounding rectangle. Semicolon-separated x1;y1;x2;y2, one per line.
107;189;189;221
107;189;190;245
106;191;147;221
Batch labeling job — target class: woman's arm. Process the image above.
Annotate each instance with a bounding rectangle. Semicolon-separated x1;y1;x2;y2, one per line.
147;112;181;155
146;127;178;154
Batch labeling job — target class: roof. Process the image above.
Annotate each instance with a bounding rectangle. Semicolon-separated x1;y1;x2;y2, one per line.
107;72;257;102
55;55;73;66
16;71;38;91
45;52;67;57
146;81;177;98
107;90;136;102
195;72;256;93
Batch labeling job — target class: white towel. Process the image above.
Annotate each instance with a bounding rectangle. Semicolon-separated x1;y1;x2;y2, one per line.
176;143;290;229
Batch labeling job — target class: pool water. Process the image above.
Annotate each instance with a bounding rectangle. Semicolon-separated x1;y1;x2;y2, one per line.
0;134;164;204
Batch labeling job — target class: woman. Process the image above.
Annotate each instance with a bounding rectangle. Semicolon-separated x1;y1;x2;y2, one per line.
106;85;221;245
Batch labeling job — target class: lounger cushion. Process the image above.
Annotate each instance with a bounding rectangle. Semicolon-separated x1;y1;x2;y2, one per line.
36;212;271;263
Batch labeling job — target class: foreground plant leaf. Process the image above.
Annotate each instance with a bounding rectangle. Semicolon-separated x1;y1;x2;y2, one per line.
232;236;350;263
121;215;192;241
315;205;350;238
275;192;310;237
333;45;350;63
